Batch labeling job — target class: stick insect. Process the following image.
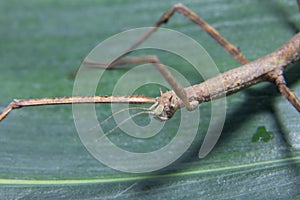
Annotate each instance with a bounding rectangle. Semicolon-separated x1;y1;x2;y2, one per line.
1;3;300;157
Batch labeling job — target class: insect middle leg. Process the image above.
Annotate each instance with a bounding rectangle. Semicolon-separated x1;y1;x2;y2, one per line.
107;3;249;66
268;69;300;112
86;4;251;110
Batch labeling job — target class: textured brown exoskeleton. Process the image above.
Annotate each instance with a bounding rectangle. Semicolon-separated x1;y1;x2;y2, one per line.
1;3;300;122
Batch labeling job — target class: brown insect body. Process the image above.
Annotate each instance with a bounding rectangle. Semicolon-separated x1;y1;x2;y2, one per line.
1;3;300;123
155;33;300;120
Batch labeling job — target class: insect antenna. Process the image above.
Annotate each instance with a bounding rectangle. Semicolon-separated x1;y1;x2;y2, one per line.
96;110;153;141
88;106;153;132
99;106;152;125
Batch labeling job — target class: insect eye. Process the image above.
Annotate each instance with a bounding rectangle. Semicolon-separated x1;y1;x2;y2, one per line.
169;104;175;109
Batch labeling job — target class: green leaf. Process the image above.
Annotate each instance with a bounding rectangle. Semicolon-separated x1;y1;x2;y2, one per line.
0;0;299;199
252;126;273;142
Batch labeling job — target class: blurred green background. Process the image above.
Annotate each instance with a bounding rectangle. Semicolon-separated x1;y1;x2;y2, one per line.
0;0;299;199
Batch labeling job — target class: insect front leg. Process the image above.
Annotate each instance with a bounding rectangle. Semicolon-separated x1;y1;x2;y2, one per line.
85;53;199;112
